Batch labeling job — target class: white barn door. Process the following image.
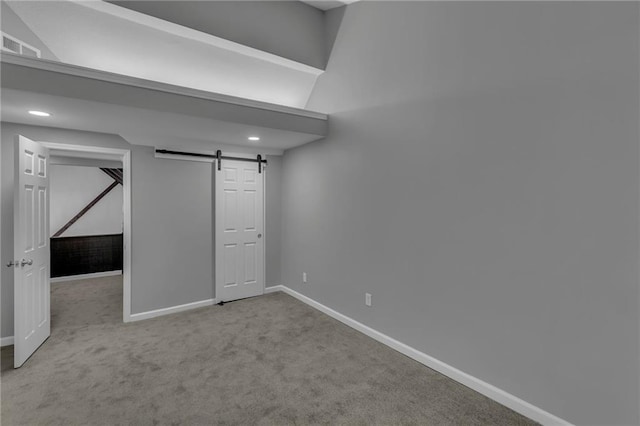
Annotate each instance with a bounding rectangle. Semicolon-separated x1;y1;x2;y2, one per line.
215;159;264;302
13;135;50;368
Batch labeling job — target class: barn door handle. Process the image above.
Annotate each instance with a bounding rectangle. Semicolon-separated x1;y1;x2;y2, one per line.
20;259;33;266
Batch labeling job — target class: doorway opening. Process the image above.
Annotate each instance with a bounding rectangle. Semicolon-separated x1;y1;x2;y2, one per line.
12;138;131;367
41;142;132;323
49;155;124;328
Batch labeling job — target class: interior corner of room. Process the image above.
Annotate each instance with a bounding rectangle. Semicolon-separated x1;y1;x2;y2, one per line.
1;1;639;426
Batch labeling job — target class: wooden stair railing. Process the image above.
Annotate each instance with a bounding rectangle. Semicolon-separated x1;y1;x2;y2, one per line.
52;168;123;238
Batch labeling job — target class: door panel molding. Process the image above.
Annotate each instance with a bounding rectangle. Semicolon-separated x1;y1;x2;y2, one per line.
215;159;265;302
14;135;50;367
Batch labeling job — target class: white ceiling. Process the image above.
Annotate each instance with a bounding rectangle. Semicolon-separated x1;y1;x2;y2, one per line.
2;89;322;154
1;54;328;155
7;0;322;109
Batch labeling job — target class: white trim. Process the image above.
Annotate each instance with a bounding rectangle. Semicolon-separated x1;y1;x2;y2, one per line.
129;298;217;322
1;31;41;58
262;165;267;297
269;285;573;426
39;142;128;159
73;0;324;76
38;142;132;323
1;336;15;347
121;150;132;323
1;53;328;120
264;286;282;294
51;270;122;283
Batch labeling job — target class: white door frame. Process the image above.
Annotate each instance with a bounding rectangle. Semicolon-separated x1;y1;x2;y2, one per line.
38;142;132;322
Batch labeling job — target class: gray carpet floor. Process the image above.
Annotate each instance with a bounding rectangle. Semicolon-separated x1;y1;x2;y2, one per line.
1;276;536;425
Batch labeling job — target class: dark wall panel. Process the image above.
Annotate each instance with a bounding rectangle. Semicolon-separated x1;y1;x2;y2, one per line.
51;234;123;278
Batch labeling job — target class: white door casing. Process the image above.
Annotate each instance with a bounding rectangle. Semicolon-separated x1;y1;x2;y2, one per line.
215;159;264;302
38;142;131;322
13;135;50;368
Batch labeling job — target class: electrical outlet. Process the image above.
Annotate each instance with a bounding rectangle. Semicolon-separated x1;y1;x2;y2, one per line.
365;293;372;307
303;272;307;283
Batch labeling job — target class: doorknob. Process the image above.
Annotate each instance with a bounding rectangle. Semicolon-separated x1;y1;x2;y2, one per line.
6;260;18;267
257;234;262;238
20;259;33;266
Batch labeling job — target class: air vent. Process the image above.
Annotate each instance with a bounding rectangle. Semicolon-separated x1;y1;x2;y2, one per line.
1;32;41;58
21;45;39;58
3;35;20;53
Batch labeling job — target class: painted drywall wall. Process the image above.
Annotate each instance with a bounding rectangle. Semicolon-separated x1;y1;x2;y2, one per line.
266;155;283;287
50;165;123;238
129;146;213;313
108;1;326;69
1;1;57;61
282;3;639;425
1;122;282;336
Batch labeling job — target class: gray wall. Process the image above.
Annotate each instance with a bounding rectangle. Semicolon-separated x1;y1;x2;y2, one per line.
266;155;283;287
108;1;327;70
1;1;57;61
283;3;640;425
129;146;214;313
1;123;282;335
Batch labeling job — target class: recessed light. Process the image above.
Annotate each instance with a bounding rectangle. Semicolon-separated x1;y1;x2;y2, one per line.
28;110;51;117
248;136;260;141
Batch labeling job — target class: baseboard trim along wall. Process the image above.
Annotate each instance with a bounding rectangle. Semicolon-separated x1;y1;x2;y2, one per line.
129;287;285;322
2;297;218;343
129;298;217;322
268;285;572;426
50;270;122;283
0;336;15;347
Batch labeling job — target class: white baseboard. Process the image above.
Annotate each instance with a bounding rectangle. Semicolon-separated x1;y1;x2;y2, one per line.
264;286;282;294
1;336;14;347
269;285;572;426
51;270;122;283
129;298;217;322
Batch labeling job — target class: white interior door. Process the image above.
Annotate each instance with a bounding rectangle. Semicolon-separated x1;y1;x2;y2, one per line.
13;135;50;368
215;159;264;302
